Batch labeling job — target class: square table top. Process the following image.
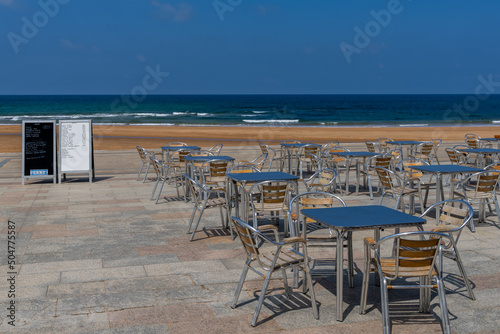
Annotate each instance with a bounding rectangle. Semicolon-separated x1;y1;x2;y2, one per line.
330;151;378;158
481;138;499;141
389;140;423;145
161;145;201;151
460;148;500;154
301;205;425;230
226;171;299;183
184;155;234;162
410;164;483;174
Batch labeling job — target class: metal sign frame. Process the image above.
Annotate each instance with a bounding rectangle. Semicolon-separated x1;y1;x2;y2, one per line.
22;120;57;185
58;119;94;183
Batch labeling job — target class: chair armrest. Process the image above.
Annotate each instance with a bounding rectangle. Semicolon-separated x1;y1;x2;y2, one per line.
364;237;376;246
258;225;278;232
283;236;307;244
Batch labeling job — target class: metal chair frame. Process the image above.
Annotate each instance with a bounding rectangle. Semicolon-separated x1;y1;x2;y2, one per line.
359;231;452;334
230;217;318;327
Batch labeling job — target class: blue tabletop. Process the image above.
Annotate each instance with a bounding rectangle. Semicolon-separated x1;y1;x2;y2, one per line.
227;171;299;182
301;205;425;230
460;148;500;154
331;151;378;157
161;146;201;151
185;155;234;162
481;138;499;141
389;140;423;145
411;164;483;174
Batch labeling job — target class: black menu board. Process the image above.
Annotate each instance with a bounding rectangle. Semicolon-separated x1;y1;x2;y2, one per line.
22;120;56;184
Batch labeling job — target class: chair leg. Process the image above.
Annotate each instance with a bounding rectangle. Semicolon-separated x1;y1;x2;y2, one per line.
380;278;391;334
231;260;251;309
150;178;160;200
304;263;319;320
359;252;372;314
282;269;290;299
190;206;206;241
143;163;152;182
155;177;167;204
367;176;374;200
437;276;451;334
452;248;475;300
251;271;273;327
187;205;199;234
137;161;145;181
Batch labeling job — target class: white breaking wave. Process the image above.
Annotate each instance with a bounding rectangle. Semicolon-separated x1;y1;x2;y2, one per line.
492;120;500;124
399;124;428;127
243;119;299;123
252;110;268;114
196;113;213;117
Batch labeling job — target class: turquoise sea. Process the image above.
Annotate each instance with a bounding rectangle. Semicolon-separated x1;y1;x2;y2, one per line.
1;94;500;127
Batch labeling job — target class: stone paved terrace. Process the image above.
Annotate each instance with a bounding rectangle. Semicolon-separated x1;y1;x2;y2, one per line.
0;143;499;333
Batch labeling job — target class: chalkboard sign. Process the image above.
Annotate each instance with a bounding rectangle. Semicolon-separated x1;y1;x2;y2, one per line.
58;120;93;183
22;120;57;184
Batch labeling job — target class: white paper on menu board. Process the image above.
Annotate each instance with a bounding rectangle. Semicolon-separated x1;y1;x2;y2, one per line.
60;122;90;171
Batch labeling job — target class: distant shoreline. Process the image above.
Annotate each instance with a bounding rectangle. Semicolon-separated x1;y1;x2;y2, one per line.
1;124;499;153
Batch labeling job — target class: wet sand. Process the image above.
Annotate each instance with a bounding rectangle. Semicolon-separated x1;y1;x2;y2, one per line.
1;124;499;152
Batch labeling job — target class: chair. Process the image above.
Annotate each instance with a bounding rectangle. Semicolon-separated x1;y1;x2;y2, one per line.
465;133;481;149
375;166;425;214
298;144;321;179
248;180;297;235
409;141;434;164
186;151;214;179
149;156;174;203
361;154;392;200
453;170;500;223
230;217;318;327
321;141;340;157
207;143;223;156
359;231;452;334
185;174;228;241
398;158;436;207
238;153;268;171
453;144;475;166
430;138;442;165
288;192;353;287
365;140;376;153
376;137;393;153
387;148;402;171
302;168;337;193
136;146;161;182
226;165;261;224
418;200;475;300
322;147;357;194
201;159;230;192
258;142;277;171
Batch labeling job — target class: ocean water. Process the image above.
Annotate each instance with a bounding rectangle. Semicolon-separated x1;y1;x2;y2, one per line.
1;94;500;127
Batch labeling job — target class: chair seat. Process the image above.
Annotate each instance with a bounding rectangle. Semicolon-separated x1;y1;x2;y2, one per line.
206;197;227;207
260;248;304;269
454;190;495;200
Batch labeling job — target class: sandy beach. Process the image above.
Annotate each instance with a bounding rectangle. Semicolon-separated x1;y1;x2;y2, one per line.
1;124;500;153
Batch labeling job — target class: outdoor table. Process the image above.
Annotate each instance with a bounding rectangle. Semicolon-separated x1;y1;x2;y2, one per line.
226;171;299;221
459;148;500;168
301;205;426;322
280;143;320;175
480;137;500;149
410;164;483;203
329;151;378;195
161;145;201;162
388;140;423;159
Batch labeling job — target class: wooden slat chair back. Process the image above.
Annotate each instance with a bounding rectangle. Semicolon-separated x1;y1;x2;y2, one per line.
430;138;442;164
360;231;452;334
302;168;337;192
419;200;475;300
230;217;318;327
465;133;481;149
365;140;376;153
376;137;393;153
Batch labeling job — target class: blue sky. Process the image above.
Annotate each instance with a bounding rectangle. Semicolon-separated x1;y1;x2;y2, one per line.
1;0;499;95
